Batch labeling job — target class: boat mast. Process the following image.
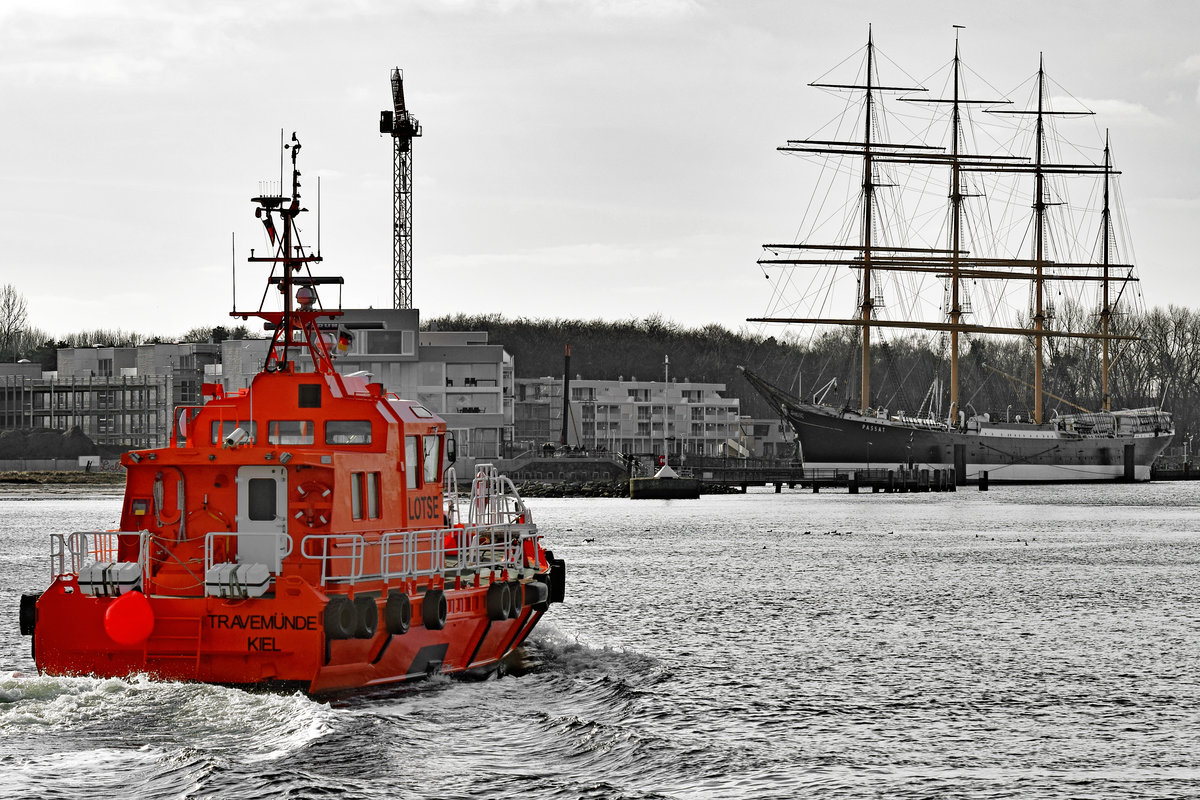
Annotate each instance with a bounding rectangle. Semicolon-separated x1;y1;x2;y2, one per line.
859;27;877;414
243;134;340;374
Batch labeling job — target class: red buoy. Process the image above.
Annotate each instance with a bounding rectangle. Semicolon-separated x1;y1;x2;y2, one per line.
103;591;155;645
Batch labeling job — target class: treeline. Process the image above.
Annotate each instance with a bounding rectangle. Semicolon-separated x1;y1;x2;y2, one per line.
425;308;1198;447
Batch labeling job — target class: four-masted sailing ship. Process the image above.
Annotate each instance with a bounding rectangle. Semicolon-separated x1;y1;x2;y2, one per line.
742;28;1173;482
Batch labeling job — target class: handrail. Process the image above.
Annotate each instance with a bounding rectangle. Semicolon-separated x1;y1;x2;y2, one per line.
203;530;294;574
50;530;147;582
299;534;366;583
379;522;537;584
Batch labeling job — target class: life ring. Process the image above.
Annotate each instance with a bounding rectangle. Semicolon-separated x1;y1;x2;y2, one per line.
294;481;333;529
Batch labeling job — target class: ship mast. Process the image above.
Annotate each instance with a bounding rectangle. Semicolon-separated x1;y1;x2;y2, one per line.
1032;56;1048;424
948;33;964;425
240;134;343;374
859;29;877;414
1100;130;1113;412
752;36;1139;421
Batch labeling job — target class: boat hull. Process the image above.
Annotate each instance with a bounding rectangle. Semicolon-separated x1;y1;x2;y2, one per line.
31;575;554;694
785;402;1172;483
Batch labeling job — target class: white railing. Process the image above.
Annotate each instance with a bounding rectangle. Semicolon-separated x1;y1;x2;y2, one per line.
203;531;294;574
50;530;141;580
460;464;532;528
298;534;366;583
376;521;539;584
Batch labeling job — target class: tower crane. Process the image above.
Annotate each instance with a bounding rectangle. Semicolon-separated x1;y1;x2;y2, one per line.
379;68;422;309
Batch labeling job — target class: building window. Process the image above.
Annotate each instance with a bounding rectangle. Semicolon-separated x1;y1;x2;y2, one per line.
365;330;412;354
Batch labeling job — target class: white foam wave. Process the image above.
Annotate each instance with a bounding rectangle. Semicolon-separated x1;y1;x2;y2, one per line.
0;672;333;763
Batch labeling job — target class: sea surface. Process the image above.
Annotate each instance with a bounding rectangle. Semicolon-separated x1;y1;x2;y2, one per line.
1;482;1199;799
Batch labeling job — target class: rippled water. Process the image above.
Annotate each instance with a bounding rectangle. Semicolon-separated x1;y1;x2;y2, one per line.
2;483;1200;798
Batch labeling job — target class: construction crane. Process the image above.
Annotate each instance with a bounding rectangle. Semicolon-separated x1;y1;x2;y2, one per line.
379;67;422;309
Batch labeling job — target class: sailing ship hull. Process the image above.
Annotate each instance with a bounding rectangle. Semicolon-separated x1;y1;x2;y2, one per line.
783;401;1172;482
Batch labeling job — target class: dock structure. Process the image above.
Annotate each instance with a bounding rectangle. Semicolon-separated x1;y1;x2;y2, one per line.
686;457;959;493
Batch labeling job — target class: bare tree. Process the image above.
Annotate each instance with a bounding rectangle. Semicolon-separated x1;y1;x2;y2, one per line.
0;284;28;361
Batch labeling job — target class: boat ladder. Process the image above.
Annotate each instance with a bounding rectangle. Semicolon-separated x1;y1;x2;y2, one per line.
144;614;203;676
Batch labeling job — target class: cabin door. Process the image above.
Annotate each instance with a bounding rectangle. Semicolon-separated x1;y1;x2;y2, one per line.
236;465;288;573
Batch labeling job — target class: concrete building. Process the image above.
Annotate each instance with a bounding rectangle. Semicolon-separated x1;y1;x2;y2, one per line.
514;375;743;460
0;342;219;450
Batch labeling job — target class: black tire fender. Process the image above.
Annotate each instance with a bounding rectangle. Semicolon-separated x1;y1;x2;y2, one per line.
507;581;523;619
19;592;40;637
422;588;448;630
384;590;411;635
486;582;510;621
324;595;356;640
352;595;378;639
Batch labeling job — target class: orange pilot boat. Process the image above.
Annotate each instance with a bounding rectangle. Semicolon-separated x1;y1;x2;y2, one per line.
18;136;566;694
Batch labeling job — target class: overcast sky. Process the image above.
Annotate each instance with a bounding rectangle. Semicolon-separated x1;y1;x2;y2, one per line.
2;0;1197;340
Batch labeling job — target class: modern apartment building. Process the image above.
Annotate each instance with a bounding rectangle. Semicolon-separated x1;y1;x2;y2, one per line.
514;376;743;460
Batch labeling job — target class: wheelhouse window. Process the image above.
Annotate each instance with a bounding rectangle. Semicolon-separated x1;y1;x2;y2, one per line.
326;420;372;445
405;436;419;489
368;472;381;519
423;434;441;484
211;420;257;445
351;471;382;521
268;420;314;445
351;472;363;520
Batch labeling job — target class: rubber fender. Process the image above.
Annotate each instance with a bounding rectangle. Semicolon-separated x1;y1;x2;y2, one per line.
507;581;523;619
384;590;411;635
18;592;40;637
524;580;550;612
486;582;510;621
549;558;566;604
324;595;356;640
422;588;447;630
352;595;378;639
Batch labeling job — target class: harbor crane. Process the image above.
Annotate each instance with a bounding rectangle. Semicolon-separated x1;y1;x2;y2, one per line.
379;67;422;309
